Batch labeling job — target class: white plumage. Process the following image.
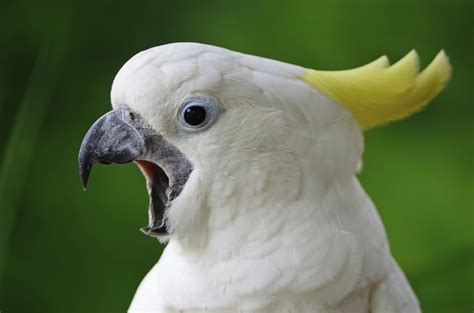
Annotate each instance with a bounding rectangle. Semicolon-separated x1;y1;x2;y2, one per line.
109;43;449;313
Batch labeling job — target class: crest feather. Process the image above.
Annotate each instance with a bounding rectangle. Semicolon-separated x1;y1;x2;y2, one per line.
302;50;451;130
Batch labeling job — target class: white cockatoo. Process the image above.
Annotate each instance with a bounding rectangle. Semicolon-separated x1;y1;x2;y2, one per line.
78;43;451;313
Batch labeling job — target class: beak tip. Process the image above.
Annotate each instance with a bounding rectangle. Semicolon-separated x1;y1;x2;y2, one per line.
78;162;91;191
80;178;88;191
140;225;169;237
140;226;153;237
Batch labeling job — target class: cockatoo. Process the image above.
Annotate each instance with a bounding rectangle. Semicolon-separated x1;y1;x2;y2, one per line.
78;43;451;313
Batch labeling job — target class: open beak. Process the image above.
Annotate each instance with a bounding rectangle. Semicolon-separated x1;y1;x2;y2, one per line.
78;107;193;237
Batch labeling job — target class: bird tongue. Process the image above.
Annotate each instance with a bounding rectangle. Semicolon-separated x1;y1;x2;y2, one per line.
135;160;169;236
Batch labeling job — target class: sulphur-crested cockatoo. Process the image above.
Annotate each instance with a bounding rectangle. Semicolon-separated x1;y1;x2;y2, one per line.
78;43;451;313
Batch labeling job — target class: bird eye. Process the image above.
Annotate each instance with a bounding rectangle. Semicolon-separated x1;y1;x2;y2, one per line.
177;96;219;132
183;105;206;126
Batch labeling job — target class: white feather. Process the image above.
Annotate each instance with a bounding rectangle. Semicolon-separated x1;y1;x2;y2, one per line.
110;43;420;313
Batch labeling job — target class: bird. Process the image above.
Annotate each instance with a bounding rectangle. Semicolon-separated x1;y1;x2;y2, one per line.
78;43;451;313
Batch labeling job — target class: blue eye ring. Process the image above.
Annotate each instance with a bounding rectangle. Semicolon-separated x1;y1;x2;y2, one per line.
177;95;220;132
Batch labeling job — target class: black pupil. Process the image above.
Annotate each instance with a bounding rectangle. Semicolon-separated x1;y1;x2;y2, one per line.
184;106;206;126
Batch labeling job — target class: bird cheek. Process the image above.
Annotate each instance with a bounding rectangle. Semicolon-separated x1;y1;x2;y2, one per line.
165;169;210;247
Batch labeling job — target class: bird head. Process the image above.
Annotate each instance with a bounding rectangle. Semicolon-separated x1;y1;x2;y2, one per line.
78;43;450;246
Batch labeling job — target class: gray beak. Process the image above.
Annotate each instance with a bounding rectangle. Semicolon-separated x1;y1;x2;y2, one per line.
78;107;192;237
78;108;146;190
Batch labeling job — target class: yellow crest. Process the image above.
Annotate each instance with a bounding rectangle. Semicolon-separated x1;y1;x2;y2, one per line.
301;50;451;130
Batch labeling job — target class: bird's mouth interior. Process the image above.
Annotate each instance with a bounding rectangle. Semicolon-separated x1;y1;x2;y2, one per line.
135;160;171;237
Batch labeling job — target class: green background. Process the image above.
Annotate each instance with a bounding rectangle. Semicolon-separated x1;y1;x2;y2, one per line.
0;0;472;312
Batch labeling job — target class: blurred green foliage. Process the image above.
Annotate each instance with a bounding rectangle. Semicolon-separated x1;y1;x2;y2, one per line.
0;0;472;312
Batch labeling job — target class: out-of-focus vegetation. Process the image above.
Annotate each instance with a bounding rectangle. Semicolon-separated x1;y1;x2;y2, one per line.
0;0;472;312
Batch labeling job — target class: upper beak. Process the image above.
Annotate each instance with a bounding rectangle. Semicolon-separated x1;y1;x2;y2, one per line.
78;108;146;190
